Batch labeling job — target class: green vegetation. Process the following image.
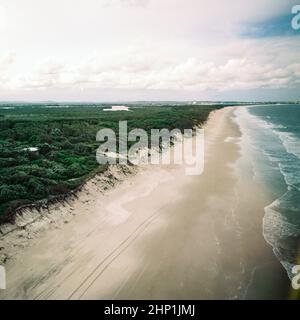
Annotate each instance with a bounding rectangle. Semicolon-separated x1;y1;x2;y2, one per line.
0;103;223;222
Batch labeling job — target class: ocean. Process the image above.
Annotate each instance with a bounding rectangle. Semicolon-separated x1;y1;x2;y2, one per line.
235;104;300;279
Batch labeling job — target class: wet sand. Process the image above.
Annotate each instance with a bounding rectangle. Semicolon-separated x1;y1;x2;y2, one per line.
0;107;290;300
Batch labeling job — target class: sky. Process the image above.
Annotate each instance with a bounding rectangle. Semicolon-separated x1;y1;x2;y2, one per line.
0;0;300;101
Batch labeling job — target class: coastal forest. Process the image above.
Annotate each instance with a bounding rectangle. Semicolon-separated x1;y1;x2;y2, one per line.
0;103;222;222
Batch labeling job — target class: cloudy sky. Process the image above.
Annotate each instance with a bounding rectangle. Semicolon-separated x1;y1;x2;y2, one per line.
0;0;300;101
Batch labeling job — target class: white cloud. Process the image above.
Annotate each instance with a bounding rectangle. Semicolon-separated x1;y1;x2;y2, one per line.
0;0;299;100
0;5;8;30
124;0;149;6
0;52;16;85
0;52;15;68
4;39;299;94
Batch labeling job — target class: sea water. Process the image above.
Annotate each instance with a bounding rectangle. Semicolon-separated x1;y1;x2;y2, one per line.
235;104;300;279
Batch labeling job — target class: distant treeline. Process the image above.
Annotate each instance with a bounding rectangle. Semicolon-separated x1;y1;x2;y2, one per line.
0;104;222;223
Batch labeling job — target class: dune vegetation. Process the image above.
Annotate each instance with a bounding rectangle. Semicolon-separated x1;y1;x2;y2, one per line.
0;103;222;222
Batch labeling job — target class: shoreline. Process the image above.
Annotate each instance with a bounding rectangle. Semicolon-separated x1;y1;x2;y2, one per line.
0;107;291;299
232;107;290;299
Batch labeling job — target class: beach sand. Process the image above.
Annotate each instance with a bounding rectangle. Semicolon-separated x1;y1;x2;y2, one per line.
0;107;290;300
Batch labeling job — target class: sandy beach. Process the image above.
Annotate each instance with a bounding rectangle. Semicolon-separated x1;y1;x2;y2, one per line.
0;107;290;300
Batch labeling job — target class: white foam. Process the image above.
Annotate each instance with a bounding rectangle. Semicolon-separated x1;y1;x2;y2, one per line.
224;136;240;143
235;105;300;280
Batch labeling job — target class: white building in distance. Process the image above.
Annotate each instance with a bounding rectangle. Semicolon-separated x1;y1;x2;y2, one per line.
103;105;130;111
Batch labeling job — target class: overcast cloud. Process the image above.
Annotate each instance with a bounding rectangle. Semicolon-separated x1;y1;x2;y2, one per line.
0;0;299;101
